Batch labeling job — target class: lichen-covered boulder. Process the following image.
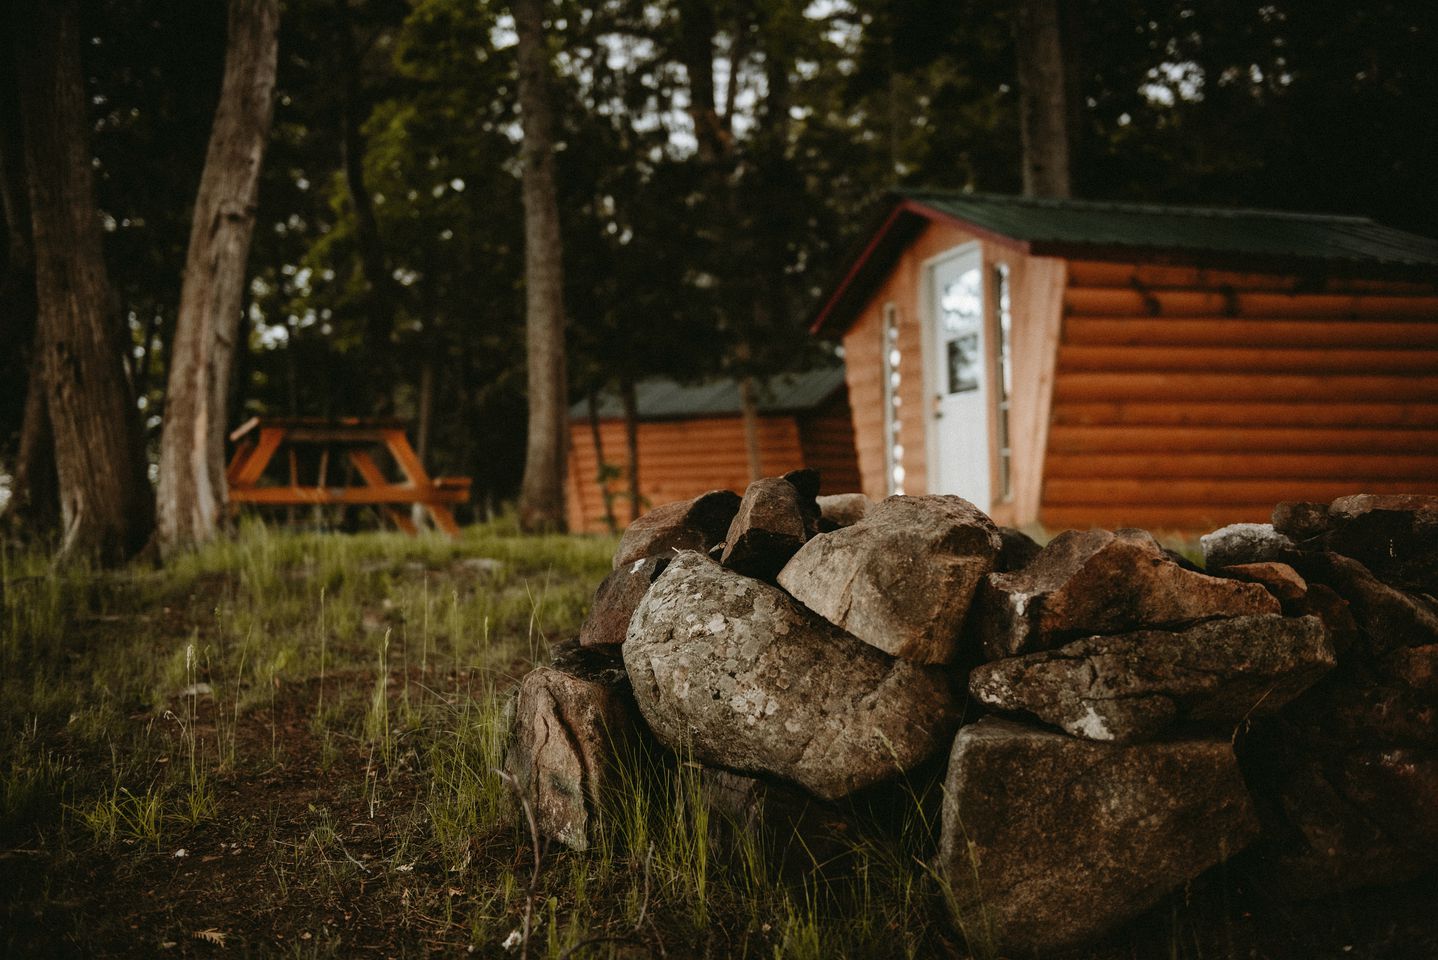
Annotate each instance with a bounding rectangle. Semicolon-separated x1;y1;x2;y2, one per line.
1200;522;1300;569
976;528;1279;660
623;551;961;800
939;718;1258;955
969;615;1335;743
776;495;1001;664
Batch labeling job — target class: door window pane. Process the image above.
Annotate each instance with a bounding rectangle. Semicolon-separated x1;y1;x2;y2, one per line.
940;268;981;394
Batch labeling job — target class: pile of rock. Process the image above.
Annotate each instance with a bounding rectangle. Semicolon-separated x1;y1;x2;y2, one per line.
503;479;1438;954
1202;495;1438;899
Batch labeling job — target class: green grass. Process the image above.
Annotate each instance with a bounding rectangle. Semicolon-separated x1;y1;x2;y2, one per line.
0;518;967;958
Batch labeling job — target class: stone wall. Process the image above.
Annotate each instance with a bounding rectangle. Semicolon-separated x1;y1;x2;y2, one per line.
505;477;1438;955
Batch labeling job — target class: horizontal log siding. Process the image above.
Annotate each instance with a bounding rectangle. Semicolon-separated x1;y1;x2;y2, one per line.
1040;263;1438;533
797;392;863;495
565;415;806;534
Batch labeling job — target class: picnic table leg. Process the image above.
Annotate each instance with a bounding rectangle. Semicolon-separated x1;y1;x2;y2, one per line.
382;428;462;538
347;450;419;536
425;503;461;538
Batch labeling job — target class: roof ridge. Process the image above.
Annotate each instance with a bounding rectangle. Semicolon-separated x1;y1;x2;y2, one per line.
894;188;1379;226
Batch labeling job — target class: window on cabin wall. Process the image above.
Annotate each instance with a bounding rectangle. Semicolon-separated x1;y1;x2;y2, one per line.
881;302;904;495
993;263;1014;502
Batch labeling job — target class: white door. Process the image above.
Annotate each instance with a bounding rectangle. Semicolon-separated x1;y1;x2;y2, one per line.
929;246;990;510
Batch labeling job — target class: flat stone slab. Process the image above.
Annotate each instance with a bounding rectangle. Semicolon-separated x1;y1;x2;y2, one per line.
969;615;1335;743
624;551;961;800
777;495;1001;664
976;528;1279;659
939;718;1258;955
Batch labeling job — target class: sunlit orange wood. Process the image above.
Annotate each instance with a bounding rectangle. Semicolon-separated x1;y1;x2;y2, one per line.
225;417;468;537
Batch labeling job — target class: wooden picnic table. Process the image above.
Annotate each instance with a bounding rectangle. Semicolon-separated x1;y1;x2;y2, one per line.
226;416;471;536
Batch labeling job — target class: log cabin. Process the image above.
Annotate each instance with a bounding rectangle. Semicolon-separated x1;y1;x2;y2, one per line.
566;368;861;533
810;190;1438;533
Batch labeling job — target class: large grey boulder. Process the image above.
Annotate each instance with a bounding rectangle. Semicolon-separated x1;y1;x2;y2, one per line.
776;495;1001;664
969;615;1335;743
1200;522;1300;569
976;528;1279;660
578;555;669;648
721;477;811;580
623;551;961;800
503;662;640;852
612;489;741;569
939;718;1258;955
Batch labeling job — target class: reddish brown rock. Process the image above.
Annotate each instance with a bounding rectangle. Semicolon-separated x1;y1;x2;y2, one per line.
579;556;669;648
1299;552;1438;657
504;664;640;852
1218;561;1309;604
777;495;1002;664
612;489;741;569
721;477;811;580
976;528;1280;660
1383;644;1438;695
1326;493;1438;593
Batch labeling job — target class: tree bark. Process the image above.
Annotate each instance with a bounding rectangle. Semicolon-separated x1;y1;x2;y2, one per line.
586;391;616;532
14;0;154;564
619;375;641;522
337;0;396;409
5;340;59;536
514;0;569;532
1013;0;1072;198
155;0;279;553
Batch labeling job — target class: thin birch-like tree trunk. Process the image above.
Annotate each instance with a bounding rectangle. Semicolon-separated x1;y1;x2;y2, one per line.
155;0;279;552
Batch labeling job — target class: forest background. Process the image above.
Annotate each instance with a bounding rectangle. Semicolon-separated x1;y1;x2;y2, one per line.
2;0;1435;556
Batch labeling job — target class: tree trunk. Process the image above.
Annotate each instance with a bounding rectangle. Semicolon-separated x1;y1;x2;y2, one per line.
514;0;569;533
337;0;396;410
155;0;279;553
1013;0;1072;198
14;0;154;564
586;391;616;533
619;375;641;523
5;340;59;536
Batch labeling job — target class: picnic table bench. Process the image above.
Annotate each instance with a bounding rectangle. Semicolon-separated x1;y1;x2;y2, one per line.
226;416;471;536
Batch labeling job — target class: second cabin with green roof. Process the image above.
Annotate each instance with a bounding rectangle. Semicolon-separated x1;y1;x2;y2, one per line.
808;190;1438;533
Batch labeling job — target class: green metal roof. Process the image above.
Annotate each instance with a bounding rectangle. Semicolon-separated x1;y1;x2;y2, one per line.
571;367;846;421
898;189;1438;268
810;190;1438;335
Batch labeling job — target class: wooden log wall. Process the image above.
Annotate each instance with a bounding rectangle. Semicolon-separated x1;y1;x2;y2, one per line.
1041;260;1438;532
566;415;808;534
796;392;864;496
